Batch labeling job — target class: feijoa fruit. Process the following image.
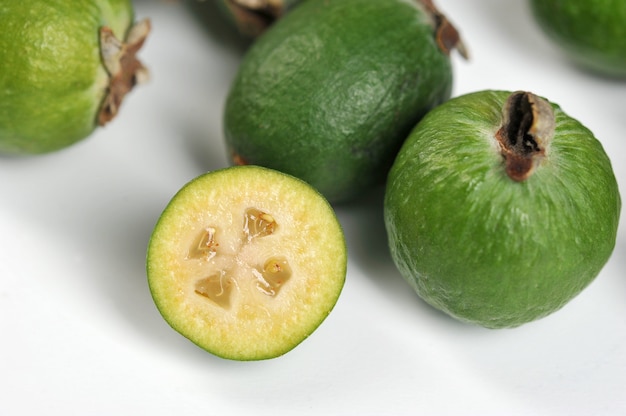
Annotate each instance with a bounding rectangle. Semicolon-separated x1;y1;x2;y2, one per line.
529;0;626;78
0;0;150;154
224;0;467;203
384;90;621;328
147;165;347;360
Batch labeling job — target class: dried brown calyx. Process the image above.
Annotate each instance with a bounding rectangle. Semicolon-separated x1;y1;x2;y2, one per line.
495;91;555;182
418;0;469;59
224;0;285;38
98;19;151;126
231;152;249;166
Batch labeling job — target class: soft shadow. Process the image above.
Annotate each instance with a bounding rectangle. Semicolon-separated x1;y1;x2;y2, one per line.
611;235;626;281
479;0;541;51
181;120;231;174
0;148;205;354
334;186;392;277
183;0;252;54
334;186;457;325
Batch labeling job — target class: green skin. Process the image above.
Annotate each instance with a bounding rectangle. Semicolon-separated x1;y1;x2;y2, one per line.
0;0;134;154
224;0;454;203
384;90;621;329
530;0;626;77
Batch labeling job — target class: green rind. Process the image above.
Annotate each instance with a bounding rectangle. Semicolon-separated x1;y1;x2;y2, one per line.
224;0;453;203
530;0;626;77
0;0;134;154
384;90;621;328
146;165;347;360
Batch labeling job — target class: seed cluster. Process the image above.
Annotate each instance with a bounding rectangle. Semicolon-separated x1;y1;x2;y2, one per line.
187;207;292;309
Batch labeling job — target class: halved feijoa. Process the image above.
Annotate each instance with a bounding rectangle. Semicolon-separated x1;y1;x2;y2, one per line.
147;165;347;360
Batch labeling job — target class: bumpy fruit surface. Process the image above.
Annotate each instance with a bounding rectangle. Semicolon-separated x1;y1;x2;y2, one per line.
529;0;626;77
147;166;347;360
0;0;150;154
384;90;621;329
224;0;466;203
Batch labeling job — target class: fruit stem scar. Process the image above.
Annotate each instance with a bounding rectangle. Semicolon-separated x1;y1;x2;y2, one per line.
98;18;151;126
417;0;469;59
224;0;285;37
495;91;555;182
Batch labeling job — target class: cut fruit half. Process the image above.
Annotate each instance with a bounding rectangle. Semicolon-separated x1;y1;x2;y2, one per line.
147;165;347;360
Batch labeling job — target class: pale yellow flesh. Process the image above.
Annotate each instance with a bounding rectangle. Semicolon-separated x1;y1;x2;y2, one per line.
147;166;346;360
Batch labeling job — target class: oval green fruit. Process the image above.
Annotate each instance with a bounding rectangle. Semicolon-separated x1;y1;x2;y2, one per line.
384;90;621;329
0;0;150;155
529;0;626;77
224;0;466;203
147;165;347;360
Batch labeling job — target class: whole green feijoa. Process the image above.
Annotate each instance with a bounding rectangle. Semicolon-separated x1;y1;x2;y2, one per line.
224;0;467;204
216;0;302;38
0;1;150;155
529;0;626;77
384;90;621;329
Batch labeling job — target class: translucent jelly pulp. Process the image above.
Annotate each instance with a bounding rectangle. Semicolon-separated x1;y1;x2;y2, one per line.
185;207;292;310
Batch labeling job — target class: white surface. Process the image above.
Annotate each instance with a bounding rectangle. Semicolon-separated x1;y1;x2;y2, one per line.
1;1;625;415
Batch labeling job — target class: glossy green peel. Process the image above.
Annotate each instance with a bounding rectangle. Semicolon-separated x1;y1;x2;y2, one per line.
0;0;150;154
224;0;466;203
384;90;621;328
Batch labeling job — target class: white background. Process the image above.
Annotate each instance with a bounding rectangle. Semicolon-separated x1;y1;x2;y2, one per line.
1;0;625;415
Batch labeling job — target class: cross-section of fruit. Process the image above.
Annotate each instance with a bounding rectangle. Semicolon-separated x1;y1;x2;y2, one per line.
147;165;347;360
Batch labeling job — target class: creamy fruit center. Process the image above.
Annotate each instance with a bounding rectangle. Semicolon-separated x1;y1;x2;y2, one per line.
187;207;292;309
